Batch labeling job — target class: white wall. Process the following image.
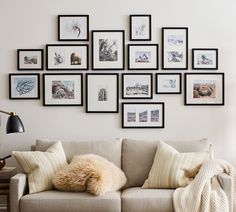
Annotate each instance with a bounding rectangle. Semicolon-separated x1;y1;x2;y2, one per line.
1;0;236;167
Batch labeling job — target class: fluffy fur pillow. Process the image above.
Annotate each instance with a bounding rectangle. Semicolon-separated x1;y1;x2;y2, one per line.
52;154;127;195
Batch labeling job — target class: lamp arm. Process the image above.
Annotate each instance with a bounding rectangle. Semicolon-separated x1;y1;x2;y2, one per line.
0;110;15;116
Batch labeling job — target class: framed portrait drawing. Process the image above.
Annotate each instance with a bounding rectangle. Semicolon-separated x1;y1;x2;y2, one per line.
130;14;151;41
184;73;224;105
92;30;125;70
162;27;188;70
122;73;153;99
9;74;40;99
46;44;88;70
43;74;83;106
17;49;43;70
86;74;119;113
122;102;165;128
192;48;218;70
128;44;158;70
58;15;89;41
156;73;182;94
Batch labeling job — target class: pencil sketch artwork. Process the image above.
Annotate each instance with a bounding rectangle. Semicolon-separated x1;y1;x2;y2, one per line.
52;80;74;99
126;83;149;96
98;87;108;101
162;79;177;89
24;55;37;64
64;21;82;38
54;50;65;65
168;35;183;46
14;78;35;95
99;39;118;61
168;51;183;63
135;51;151;63
134;23;146;36
70;52;81;65
193;80;216;99
197;53;213;65
151;110;159;122
139;110;148;122
127;112;136;122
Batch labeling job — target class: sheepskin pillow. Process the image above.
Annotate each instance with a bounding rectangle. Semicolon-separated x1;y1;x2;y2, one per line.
52;154;127;195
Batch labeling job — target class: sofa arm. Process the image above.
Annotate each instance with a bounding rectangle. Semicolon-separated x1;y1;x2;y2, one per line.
10;173;28;212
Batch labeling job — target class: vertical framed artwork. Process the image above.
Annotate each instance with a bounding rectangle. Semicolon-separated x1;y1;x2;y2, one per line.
162;27;188;70
130;14;151;41
9;74;40;99
92;30;125;70
58;15;89;41
86;74;119;113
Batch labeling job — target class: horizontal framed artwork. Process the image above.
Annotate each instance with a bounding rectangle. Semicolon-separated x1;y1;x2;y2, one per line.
122;102;165;128
46;44;89;70
43;73;83;106
128;44;158;70
9;73;40;99
17;49;43;70
184;73;224;105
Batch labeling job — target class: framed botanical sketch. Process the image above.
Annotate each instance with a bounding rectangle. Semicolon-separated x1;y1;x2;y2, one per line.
92;30;125;70
122;73;153;99
58;15;89;41
130;14;151;41
192;48;218;70
9;74;40;99
46;44;88;70
17;49;43;70
86;74;119;113
128;44;158;70
122;102;165;128
156;73;182;94
184;73;224;105
162;27;188;70
43;74;83;106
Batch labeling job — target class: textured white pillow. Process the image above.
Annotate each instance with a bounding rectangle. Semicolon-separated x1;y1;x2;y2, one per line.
13;141;68;194
142;141;210;189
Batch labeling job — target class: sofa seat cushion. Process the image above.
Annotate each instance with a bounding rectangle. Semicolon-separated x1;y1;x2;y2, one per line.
121;187;174;212
20;190;121;212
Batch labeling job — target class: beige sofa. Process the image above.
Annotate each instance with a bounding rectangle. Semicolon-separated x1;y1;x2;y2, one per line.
10;138;232;212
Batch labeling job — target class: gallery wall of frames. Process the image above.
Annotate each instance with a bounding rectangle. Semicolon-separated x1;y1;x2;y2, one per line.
10;14;224;129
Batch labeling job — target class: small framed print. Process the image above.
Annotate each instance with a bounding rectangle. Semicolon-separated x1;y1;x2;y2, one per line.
162;27;188;70
86;74;119;113
184;73;224;106
130;14;151;41
43;74;83;106
58;15;89;41
192;48;218;70
9;74;40;99
128;44;158;70
122;73;153;99
92;30;125;70
156;73;182;94
122;102;165;128
46;44;88;70
17;49;43;70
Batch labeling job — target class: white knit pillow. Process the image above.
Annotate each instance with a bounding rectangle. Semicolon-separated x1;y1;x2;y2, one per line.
13;141;68;194
142;141;210;189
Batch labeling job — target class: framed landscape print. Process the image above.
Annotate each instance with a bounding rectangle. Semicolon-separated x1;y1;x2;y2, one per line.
156;73;182;94
9;74;40;99
122;102;165;128
122;73;153;99
128;44;158;70
192;48;218;70
184;73;224;105
92;30;125;70
86;74;119;113
17;49;43;70
130;14;151;41
43;74;83;106
162;27;188;70
58;15;89;41
46;44;88;70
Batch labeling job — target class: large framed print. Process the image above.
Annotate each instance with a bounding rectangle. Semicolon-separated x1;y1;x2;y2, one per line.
86;74;119;113
92;30;125;70
17;49;43;70
9;74;40;99
122;73;153;99
128;44;158;70
184;73;224;105
162;27;188;70
46;44;88;70
122;102;165;128
58;15;89;41
43;74;83;106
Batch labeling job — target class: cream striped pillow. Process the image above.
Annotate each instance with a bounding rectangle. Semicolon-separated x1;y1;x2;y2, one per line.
13;141;68;194
142;141;209;189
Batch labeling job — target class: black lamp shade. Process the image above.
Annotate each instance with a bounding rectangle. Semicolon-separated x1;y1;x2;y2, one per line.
6;115;25;134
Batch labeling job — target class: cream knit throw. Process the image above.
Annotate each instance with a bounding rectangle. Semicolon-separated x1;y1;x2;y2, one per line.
173;160;236;212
